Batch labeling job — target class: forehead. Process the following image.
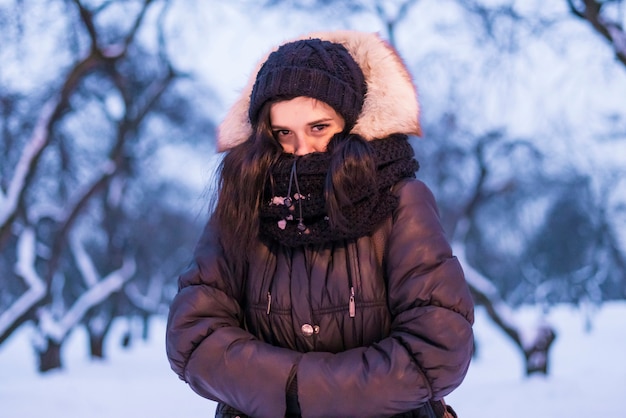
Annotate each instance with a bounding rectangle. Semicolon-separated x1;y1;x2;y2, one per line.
270;97;340;125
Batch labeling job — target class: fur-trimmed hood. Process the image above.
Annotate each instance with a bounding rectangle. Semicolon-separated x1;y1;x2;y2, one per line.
217;30;421;152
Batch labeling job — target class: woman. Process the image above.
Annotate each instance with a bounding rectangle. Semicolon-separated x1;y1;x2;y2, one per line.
166;30;474;418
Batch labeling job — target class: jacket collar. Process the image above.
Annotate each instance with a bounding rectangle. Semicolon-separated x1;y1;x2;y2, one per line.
217;30;421;152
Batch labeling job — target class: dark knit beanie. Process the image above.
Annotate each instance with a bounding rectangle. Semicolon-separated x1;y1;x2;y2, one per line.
248;38;367;131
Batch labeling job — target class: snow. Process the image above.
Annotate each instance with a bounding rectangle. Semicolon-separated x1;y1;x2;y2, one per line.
0;303;624;417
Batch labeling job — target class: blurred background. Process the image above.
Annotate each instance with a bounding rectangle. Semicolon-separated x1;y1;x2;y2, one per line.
1;0;625;417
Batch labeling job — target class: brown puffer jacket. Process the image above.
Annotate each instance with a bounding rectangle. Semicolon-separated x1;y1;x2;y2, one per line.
166;178;474;418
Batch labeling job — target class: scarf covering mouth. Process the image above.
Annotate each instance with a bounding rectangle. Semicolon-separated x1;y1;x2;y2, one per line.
259;134;419;247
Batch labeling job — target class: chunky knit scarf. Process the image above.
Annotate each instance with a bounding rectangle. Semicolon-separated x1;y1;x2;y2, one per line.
259;134;419;247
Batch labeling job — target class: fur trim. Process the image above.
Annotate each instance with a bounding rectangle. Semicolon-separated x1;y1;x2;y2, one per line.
217;30;421;152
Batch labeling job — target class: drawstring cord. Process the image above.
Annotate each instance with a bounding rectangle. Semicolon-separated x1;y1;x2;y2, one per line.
292;161;306;232
285;161;295;208
270;157;310;233
286;158;306;233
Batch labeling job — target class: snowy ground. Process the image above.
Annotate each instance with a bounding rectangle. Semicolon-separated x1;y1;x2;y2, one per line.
0;302;624;418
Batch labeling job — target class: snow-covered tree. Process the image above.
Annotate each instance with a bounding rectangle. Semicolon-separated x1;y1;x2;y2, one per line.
0;0;210;371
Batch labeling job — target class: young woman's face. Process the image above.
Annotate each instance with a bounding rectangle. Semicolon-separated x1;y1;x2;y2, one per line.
270;97;345;155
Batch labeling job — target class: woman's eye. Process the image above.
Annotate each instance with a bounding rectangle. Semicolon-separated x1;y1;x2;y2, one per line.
312;124;329;132
273;130;290;137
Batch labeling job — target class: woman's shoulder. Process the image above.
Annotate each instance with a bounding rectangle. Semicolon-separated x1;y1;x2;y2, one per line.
392;178;437;203
390;178;442;225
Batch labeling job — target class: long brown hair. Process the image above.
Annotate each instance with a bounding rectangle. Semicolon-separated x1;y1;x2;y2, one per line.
213;99;375;271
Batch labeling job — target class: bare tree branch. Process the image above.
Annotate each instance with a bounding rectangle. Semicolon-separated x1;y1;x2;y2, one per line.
122;0;156;52
0;21;121;248
567;0;626;67
72;0;99;52
373;0;421;46
19;0;164;284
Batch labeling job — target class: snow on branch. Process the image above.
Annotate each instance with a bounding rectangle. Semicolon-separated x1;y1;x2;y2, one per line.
125;273;168;315
38;256;136;343
0;100;56;237
0;227;46;338
69;234;99;288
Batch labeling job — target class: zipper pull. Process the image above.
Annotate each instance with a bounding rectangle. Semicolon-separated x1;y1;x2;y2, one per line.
349;286;355;318
266;291;272;315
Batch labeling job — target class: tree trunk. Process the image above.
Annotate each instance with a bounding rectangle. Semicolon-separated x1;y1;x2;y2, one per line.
89;332;105;359
523;325;556;375
142;314;150;341
38;338;62;373
87;314;114;359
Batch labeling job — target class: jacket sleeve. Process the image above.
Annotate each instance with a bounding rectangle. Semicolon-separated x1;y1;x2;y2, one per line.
297;179;474;418
165;218;303;418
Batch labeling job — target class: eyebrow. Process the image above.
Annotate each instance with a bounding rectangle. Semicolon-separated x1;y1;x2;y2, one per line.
271;118;334;130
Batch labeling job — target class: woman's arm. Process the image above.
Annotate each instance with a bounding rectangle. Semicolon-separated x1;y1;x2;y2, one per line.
296;179;474;418
165;219;302;418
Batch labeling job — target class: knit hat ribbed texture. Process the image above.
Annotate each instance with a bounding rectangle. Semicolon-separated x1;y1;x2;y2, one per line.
248;38;367;131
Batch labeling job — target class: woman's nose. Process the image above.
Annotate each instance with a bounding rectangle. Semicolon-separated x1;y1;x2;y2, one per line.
293;135;315;156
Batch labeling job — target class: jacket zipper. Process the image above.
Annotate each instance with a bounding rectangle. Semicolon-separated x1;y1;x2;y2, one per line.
346;243;358;319
266;291;272;315
349;286;356;318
